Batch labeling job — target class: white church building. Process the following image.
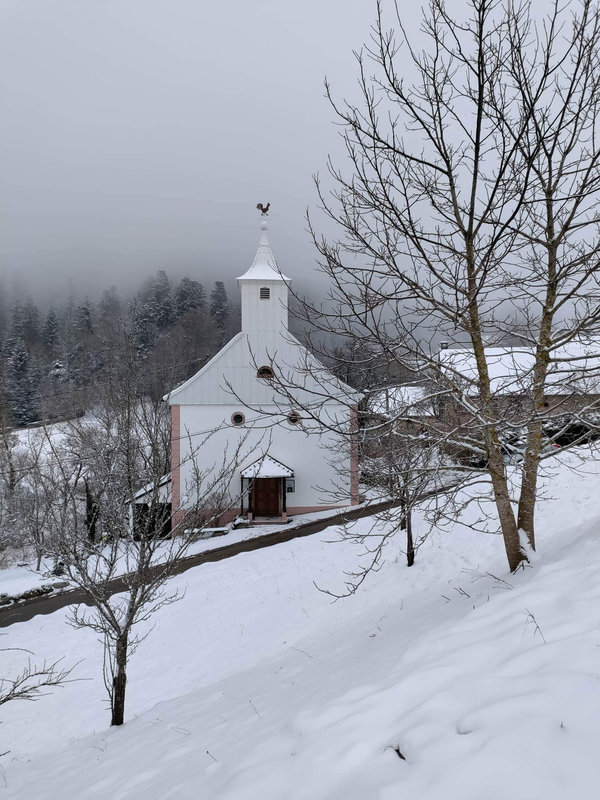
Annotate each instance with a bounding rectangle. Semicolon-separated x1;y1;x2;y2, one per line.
164;219;360;527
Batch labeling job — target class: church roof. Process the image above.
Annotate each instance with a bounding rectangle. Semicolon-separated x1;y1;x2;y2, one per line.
237;221;290;283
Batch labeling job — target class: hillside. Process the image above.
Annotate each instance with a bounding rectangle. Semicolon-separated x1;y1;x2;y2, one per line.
1;450;600;799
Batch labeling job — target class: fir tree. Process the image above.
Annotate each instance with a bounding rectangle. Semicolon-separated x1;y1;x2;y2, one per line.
6;338;38;425
209;281;230;344
141;271;174;331
8;302;24;345
130;297;155;360
76;300;94;337
174;277;205;317
43;308;60;354
21;297;41;349
98;286;122;328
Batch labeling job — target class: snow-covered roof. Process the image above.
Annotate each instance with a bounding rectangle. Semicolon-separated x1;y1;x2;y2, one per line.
133;473;171;502
162;332;244;403
440;341;600;395
237;221;290;283
440;347;535;394
369;385;435;417
241;455;294;478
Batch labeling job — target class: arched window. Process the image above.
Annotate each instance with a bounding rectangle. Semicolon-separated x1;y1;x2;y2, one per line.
257;365;274;380
231;412;246;426
260;287;270;299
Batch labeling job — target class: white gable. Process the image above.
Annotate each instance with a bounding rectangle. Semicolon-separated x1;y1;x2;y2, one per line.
164;330;359;407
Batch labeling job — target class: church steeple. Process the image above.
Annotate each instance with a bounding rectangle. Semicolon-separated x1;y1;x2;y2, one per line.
237;220;291;334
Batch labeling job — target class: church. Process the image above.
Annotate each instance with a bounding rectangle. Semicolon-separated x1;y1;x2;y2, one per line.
163;218;360;527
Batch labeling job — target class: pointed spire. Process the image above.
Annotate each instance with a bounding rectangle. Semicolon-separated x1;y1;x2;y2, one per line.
237;220;290;282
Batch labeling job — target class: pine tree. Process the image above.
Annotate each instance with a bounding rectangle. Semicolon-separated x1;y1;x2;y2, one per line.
43;308;60;354
0;277;8;342
8;301;24;345
209;281;230;344
6;338;38;425
174;277;205;317
144;271;174;331
76;300;94;337
98;286;122;328
130;297;155;360
21;297;41;349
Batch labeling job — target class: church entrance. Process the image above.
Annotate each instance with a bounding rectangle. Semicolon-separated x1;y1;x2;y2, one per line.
252;477;282;517
241;456;293;521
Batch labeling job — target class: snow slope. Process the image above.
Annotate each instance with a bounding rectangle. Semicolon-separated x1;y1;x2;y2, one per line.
1;450;600;798
0;504;356;601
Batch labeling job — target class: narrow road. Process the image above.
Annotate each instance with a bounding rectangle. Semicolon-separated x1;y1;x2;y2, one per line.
0;498;399;628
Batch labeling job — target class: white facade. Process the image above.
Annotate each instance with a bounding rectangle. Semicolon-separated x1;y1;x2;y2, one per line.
165;221;360;523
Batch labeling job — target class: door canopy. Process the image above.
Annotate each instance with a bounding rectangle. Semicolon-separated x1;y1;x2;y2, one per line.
241;455;294;479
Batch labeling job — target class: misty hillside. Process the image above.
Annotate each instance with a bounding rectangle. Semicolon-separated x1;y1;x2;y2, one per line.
0;272;241;426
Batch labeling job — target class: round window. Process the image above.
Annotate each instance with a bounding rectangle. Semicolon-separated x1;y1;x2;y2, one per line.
257;366;274;380
287;411;301;425
231;412;246;426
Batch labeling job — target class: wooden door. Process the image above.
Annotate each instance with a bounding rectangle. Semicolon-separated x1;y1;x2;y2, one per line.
253;478;281;516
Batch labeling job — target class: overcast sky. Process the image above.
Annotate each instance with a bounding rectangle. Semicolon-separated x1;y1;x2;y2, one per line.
0;0;379;301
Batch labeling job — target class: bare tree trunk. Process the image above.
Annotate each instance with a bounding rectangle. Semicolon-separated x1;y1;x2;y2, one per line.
111;633;128;727
467;240;525;571
84;478;99;544
516;206;558;551
517;428;542;550
487;448;523;571
405;503;414;568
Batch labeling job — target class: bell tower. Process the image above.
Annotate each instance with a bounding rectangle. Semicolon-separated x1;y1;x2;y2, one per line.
237;220;291;335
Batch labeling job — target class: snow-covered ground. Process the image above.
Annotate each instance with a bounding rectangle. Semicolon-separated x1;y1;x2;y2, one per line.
0;559;66;598
1;450;600;798
0;504;358;601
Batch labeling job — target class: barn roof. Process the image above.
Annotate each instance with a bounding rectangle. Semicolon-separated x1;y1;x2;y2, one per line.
439;341;600;395
369;384;436;417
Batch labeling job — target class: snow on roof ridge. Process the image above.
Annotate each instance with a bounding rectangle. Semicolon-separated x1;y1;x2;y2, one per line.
241;454;294;478
237;221;290;282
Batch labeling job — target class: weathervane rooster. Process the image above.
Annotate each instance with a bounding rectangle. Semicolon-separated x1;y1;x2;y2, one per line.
256;202;270;216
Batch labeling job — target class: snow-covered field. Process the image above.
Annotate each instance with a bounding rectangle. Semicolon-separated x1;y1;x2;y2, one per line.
1;450;600;798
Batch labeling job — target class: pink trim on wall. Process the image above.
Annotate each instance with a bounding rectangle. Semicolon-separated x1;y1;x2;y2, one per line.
350;404;360;505
218;509;242;526
171;405;183;527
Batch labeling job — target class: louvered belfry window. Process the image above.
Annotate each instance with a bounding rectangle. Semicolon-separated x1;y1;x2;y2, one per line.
260;287;270;299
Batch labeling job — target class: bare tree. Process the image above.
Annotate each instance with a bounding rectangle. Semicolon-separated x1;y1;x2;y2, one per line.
363;428;438;567
11;432;56;571
0;653;73;708
42;347;247;726
294;0;600;572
